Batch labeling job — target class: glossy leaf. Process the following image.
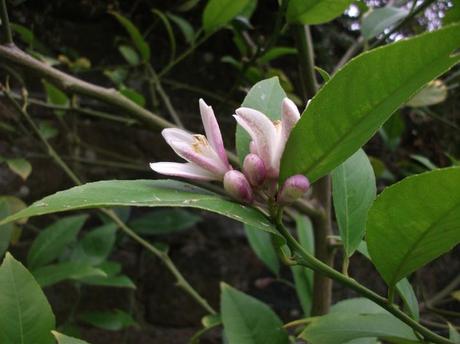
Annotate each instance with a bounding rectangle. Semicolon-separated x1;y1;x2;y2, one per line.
6;158;32;181
291;215;314;316
0;180;280;239
286;0;354;25
367;167;460;286
111;12;150;61
202;0;251;33
332;149;376;256
280;24;460;183
128;209;200;235
236;77;287;163
220;283;289;344
245;225;279;275
27;214;88;269
79;309;136;331
0;253;55;344
33;262;106;288
52;332;90;344
361;6;408;39
300;298;418;344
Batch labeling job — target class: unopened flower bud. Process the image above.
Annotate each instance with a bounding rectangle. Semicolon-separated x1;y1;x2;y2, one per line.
243;154;266;186
224;170;254;204
277;175;310;205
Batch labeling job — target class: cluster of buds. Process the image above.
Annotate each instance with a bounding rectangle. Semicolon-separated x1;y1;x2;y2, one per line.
150;98;310;207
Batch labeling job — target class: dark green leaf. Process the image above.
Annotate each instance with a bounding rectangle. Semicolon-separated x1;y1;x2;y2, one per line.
27;214;88;269
42;80;69;116
118;45;140;66
444;0;460;25
0;196;26;257
287;0;354;25
332;149;376;256
167;13;195;44
281;24;460;183
258;47;297;64
79;309;136;331
203;0;252;33
380;112;404;151
71;223;117;265
79;261;136;289
245;225;279;275
120;87;146;107
128;208;200;235
0;253;55;344
220;283;289;344
367;167;460;287
0;180;280;239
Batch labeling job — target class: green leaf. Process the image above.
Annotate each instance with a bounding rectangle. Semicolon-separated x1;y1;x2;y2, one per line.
42;80;69;116
244;225;279;275
0;196;26;257
167;13;195;44
120;86;146;107
220;283;289;344
286;0;354;25
367;167;460;287
449;323;460;343
280;24;460;183
291;215;314;316
236;77;287;163
79;309;136;331
406;80;448;107
118;45;140;66
395;278;419;320
52;331;91;344
38;121;59;140
71;223;117;265
203;0;251;34
444;0;460;25
0;253;55;344
361;6;409;40
6;158;32;181
27;214;87;269
128;208;200;235
79;261;135;289
0;180;280;239
315;66;331;83
32;261;106;288
300;298;418;344
380;112;405;151
11;23;49;54
258;47;297;64
111;12;150;61
332;149;376;256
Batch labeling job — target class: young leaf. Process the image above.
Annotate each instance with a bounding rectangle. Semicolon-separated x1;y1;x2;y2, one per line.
111;12;151;61
286;0;354;25
128;208;200;235
202;0;251;34
0;180;280;239
0;253;55;344
27;214;88;269
332;149;376;257
367;167;460;287
220;283;289;344
52;331;91;344
236;77;287;163
361;6;409;40
300;298;418;344
280;24;460;183
291;215;314;316
78;309;137;331
32;261;106;288
244;225;279;275
6;158;32;181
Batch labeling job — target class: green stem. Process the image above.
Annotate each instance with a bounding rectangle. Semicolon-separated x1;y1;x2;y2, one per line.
4;88;216;316
274;217;454;344
0;0;13;44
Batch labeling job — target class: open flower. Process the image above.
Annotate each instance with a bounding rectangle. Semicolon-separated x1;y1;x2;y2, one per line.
150;99;231;181
234;98;300;179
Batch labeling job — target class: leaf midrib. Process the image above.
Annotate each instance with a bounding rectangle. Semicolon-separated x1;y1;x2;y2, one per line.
7;261;25;344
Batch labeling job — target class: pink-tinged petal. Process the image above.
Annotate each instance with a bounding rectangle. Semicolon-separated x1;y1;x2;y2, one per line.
249;141;257;154
277;174;310;205
199;99;230;168
234;107;277;175
162;128;195;146
223;170;253;204
281;98;300;142
149;162;218;181
169;139;228;177
243;153;266;186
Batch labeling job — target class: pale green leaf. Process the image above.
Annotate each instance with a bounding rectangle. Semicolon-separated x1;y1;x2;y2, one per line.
118;45;140;66
367;167;460;286
0;253;55;344
449;323;460;343
52;331;91;344
361;6;409;39
406;80;448;107
281;24;460;183
6;158;32;181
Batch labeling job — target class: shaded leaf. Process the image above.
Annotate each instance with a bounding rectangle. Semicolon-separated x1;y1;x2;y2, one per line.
203;0;251;33
406;80;448;107
245;225;279;275
118;45;140;66
6;158;32;181
52;331;91;344
42;80;69;116
71;223;117;265
361;6;408;39
287;0;354;25
79;309;136;331
111;12;150;61
128;208;200;235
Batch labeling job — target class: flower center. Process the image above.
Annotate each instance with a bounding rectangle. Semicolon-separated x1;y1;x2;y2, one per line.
192;134;209;153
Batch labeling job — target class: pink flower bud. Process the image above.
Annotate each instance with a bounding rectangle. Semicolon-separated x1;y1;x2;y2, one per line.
277;175;310;205
243;154;266;186
223;170;254;204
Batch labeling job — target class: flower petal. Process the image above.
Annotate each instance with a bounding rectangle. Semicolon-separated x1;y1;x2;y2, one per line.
199;99;229;168
234;107;278;175
162;128;195;146
281;98;300;142
149;162;218;181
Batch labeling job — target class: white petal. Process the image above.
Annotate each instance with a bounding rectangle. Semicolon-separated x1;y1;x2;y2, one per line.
162;128;194;146
149;162;218;181
234;107;277;174
199;99;229;167
281;98;300;142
